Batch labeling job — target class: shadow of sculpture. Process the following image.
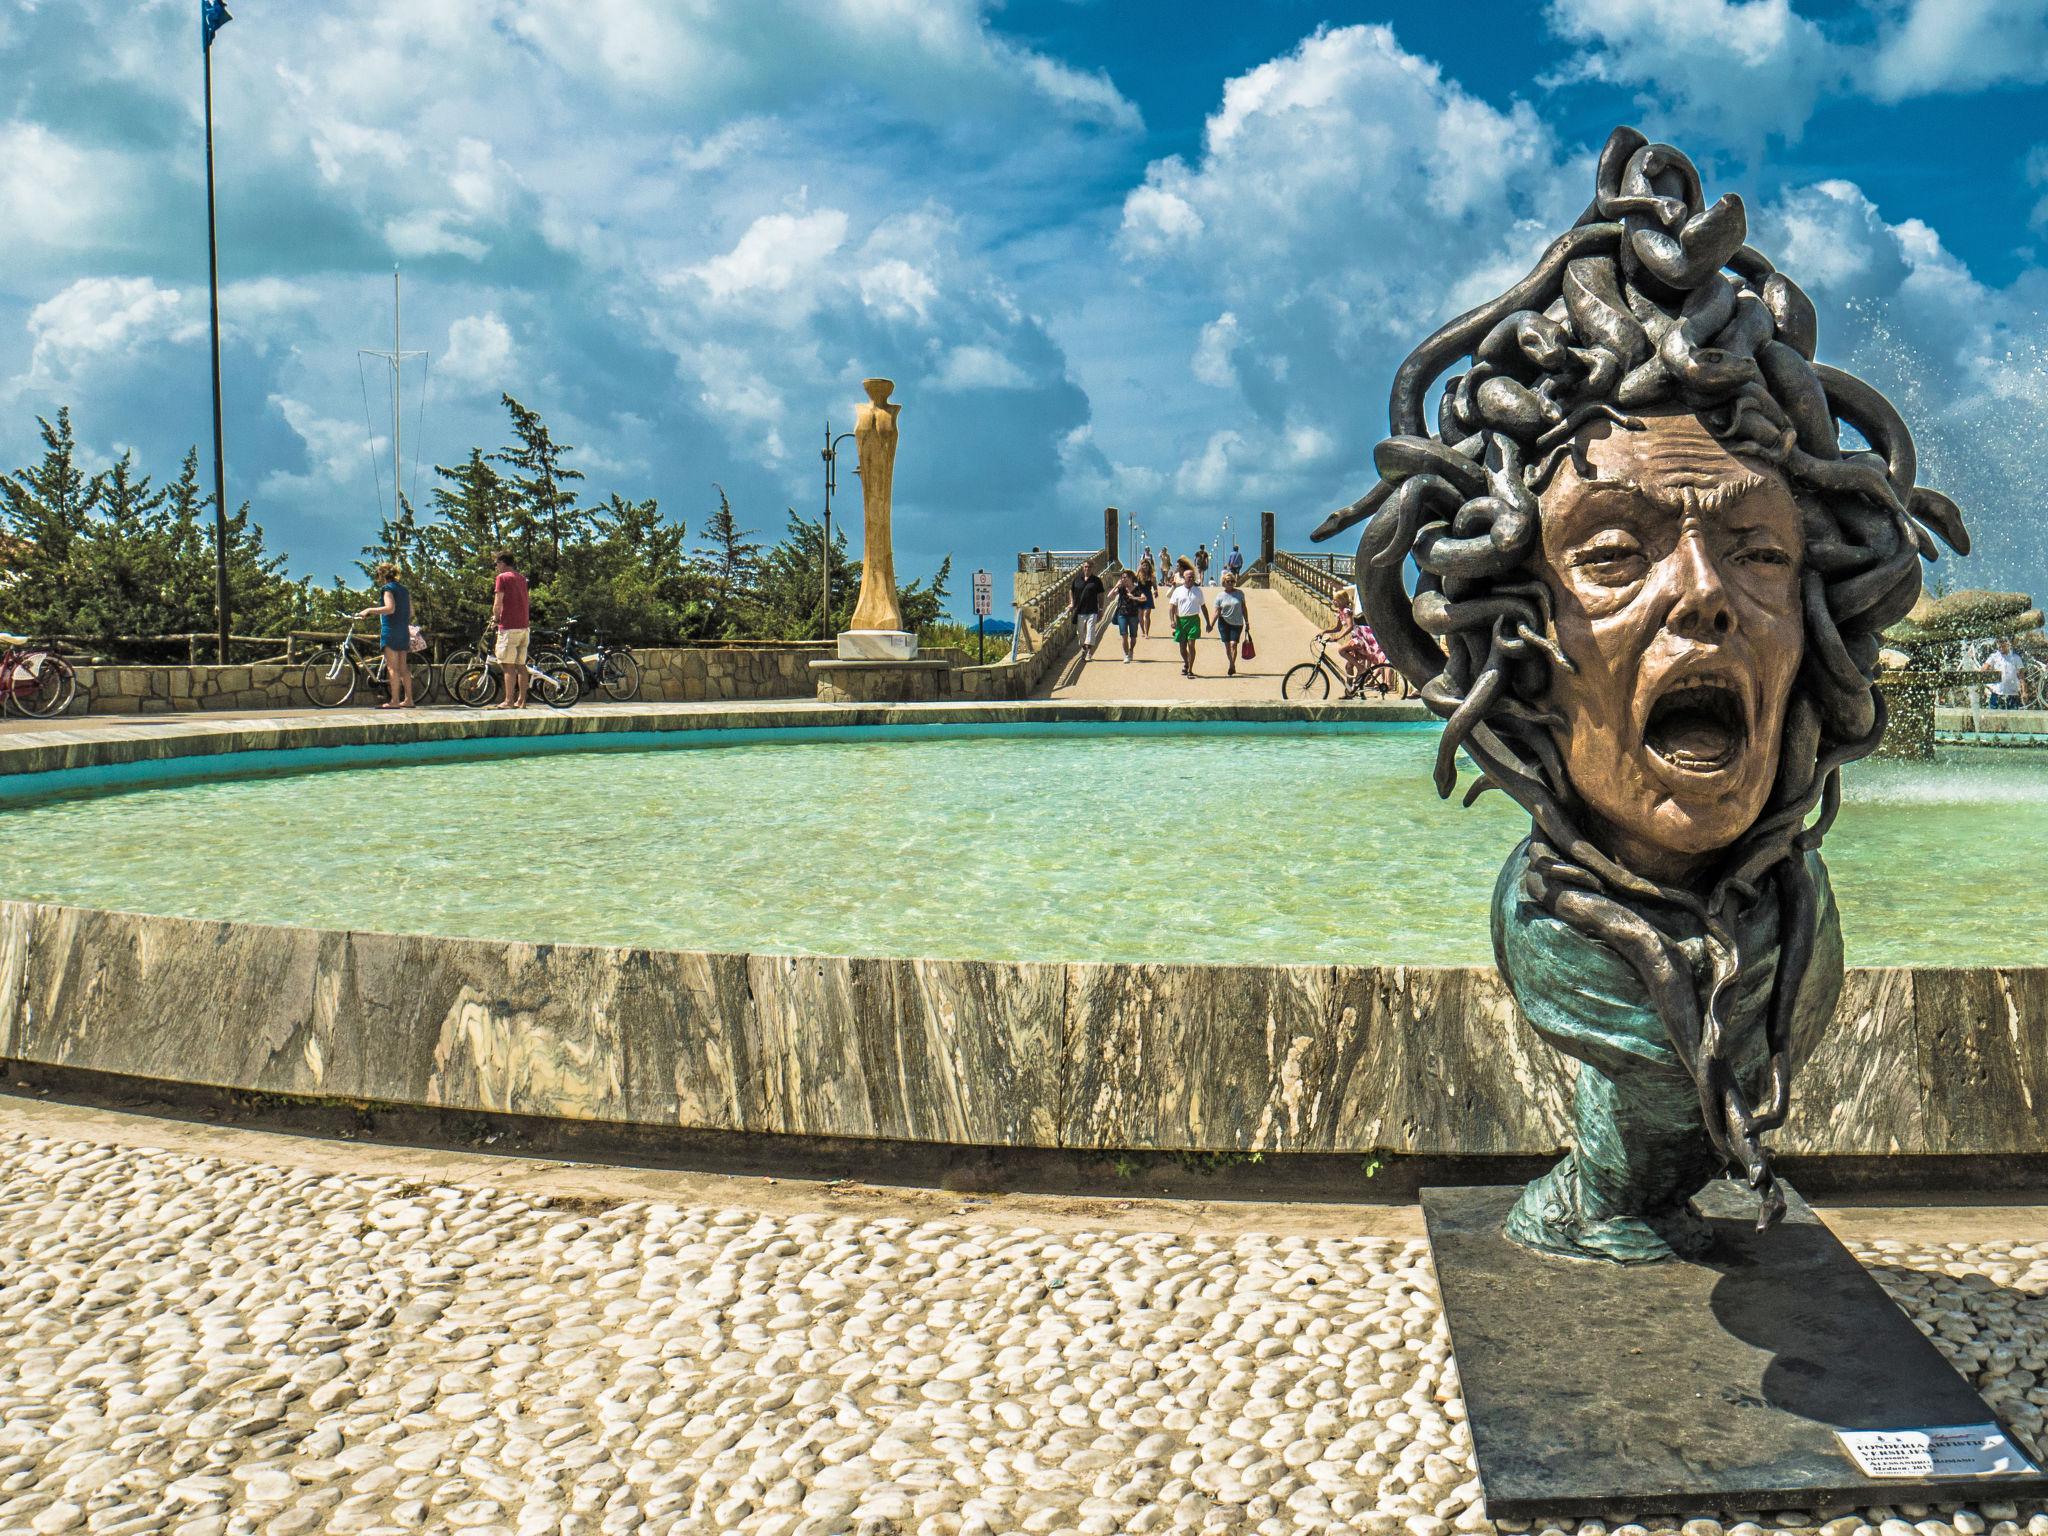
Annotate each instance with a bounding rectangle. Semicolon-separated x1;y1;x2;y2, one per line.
1708;1244;2048;1453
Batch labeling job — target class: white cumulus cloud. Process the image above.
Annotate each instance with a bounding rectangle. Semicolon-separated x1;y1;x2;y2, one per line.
20;277;193;391
1544;0;1840;148
440;313;518;388
271;395;378;486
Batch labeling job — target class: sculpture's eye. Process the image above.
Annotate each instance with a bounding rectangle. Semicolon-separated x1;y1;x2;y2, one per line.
1570;535;1646;584
1733;542;1794;569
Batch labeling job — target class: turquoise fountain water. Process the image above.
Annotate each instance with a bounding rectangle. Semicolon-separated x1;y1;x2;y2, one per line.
0;726;2037;964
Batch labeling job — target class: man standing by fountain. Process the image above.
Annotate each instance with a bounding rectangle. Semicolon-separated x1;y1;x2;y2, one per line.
491;550;531;710
1982;635;2026;709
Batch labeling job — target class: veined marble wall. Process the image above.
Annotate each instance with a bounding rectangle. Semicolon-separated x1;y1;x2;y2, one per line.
3;899;2041;1159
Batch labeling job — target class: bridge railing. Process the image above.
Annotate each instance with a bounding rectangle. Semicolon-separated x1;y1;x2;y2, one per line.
1016;549;1099;575
1274;551;1354;604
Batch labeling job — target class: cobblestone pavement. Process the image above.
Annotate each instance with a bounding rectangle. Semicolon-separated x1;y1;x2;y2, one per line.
2;1119;2046;1536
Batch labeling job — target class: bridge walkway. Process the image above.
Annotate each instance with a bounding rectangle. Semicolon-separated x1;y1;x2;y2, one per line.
1034;584;1330;701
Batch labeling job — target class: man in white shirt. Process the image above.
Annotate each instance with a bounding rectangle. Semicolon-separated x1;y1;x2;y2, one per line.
1982;636;2026;709
1167;566;1209;678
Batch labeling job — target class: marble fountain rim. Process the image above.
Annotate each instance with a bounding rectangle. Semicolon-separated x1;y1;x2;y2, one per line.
3;895;2046;1162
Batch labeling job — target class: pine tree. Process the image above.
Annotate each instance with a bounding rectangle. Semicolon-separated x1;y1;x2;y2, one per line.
898;555;953;633
413;450;514;639
490;395;584;580
157;449;211;633
751;509;860;641
72;451;167;636
694;484;762;634
551;493;704;640
0;408;104;633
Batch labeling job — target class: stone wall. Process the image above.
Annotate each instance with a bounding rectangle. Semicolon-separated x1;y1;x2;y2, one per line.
639;645;823;703
4;897;2041;1161
1272;566;1338;629
63;644;827;715
69;661;303;715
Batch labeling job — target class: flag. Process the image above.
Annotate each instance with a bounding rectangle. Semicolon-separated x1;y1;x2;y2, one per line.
202;0;231;50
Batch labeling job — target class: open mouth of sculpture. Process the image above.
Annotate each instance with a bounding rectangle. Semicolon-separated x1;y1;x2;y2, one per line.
1643;678;1748;775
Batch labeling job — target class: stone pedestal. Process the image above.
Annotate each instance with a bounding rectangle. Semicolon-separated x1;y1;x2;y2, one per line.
1425;1182;2047;1519
837;629;919;662
810;656;953;703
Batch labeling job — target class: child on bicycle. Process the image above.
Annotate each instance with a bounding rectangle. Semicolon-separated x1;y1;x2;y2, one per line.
1317;587;1388;693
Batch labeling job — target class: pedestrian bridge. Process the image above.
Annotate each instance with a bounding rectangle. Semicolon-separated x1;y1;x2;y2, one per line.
1010;510;1369;700
1034;581;1329;700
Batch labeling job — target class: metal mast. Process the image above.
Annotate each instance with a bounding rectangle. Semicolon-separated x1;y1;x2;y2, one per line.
360;266;428;532
203;19;230;661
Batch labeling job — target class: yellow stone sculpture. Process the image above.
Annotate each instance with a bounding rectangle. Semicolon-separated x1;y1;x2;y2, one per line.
840;377;915;658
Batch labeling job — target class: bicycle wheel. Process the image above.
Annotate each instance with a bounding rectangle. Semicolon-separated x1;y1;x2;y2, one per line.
301;648;359;708
1281;661;1332;701
453;658;499;708
436;648;478;703
10;651;77;718
599;649;641;702
529;650;581;709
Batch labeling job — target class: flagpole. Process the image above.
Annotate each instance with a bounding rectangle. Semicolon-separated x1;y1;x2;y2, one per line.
203;15;230;663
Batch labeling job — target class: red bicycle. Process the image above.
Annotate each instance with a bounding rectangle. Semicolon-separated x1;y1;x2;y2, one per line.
0;637;78;718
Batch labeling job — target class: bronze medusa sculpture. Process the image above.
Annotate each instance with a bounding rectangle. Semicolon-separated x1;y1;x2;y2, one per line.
1317;126;1968;1263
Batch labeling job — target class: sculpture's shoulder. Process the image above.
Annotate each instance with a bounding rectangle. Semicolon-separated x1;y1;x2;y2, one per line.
1489;840;1843;1076
1489;839;1684;1072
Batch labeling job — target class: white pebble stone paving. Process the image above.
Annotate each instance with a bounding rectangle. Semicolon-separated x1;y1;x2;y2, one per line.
0;1126;2044;1536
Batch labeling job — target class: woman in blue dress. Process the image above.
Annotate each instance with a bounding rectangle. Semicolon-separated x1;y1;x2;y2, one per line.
358;561;414;708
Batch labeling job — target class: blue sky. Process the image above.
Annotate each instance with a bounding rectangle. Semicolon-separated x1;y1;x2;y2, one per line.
5;0;2047;615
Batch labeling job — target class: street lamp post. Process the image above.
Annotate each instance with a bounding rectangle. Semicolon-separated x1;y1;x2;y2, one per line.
821;422;856;641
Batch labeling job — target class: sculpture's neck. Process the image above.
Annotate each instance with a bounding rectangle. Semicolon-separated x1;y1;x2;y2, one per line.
1585;813;1715;892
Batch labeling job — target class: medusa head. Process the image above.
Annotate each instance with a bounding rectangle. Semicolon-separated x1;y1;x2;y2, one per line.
1321;126;1966;1258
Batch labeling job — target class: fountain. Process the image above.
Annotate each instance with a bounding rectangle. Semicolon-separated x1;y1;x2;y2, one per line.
1878;587;2044;755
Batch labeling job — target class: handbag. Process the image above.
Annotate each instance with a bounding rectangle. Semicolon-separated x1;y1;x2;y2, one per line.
1239;633;1255;660
408;623;428;653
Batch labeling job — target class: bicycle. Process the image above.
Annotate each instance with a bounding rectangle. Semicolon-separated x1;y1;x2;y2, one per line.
452;630;581;709
542;618;642;702
299;620;427;708
1281;634;1397;702
0;635;77;718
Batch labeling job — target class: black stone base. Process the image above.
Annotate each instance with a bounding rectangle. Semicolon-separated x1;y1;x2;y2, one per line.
1423;1182;2048;1520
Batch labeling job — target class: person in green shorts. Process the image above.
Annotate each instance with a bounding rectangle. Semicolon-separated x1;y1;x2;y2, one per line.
1167;562;1208;678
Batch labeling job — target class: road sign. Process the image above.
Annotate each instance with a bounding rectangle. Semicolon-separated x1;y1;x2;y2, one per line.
972;569;992;618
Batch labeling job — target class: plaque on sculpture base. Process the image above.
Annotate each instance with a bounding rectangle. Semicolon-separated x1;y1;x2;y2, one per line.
836;629;919;661
1424;1182;2048;1520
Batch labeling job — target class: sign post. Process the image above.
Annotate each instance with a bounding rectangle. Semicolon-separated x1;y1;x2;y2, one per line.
972;569;992;664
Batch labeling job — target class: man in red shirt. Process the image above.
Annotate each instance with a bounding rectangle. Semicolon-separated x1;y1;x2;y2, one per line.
491;550;531;708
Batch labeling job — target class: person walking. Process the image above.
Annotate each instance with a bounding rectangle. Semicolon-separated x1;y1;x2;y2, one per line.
490;549;532;709
359;562;414;709
1068;557;1106;660
1226;543;1244;579
1212;569;1250;676
1168;562;1208;678
1135;557;1159;636
1109;568;1145;664
1194;544;1210;584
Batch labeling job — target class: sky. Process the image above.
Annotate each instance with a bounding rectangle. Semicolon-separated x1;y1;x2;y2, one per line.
4;0;2048;617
